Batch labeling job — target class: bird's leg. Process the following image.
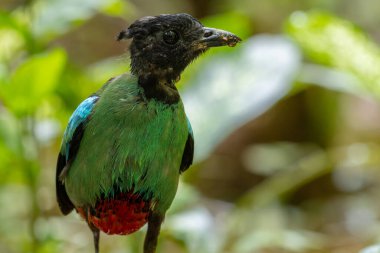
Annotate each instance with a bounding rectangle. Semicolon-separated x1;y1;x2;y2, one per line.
143;213;164;253
88;221;100;253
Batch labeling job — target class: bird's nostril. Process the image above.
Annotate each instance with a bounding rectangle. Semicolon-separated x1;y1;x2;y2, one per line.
204;30;213;38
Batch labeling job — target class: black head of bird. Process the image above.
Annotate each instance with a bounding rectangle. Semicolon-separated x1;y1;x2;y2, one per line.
117;13;241;84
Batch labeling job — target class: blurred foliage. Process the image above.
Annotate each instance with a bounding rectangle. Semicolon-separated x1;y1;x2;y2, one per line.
286;11;380;96
1;1;380;253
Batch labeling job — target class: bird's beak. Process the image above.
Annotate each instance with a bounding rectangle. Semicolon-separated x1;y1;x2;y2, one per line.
198;27;241;48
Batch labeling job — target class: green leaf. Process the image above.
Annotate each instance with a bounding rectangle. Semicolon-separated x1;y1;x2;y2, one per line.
0;109;21;153
0;110;27;184
0;10;25;31
0;11;31;62
0;10;35;52
1;48;66;116
285;11;380;96
0;29;25;62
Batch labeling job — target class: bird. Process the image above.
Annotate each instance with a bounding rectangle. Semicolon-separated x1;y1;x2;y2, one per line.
56;13;241;253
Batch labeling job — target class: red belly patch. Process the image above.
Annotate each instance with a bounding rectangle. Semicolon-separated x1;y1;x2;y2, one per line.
77;192;151;235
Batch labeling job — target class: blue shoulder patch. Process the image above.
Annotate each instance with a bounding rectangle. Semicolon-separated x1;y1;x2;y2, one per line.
62;96;99;160
186;116;193;138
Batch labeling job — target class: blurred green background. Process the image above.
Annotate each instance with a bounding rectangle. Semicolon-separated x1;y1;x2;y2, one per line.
2;0;380;253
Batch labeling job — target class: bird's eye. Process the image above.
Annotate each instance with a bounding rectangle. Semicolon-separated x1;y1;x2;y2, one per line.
163;30;179;45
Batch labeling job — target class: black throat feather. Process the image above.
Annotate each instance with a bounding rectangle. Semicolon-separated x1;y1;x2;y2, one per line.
138;74;180;105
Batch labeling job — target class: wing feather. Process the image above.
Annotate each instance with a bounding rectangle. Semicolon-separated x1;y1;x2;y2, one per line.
179;117;194;173
56;95;99;214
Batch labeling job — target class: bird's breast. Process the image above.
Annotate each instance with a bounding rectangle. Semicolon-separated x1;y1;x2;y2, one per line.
65;77;189;213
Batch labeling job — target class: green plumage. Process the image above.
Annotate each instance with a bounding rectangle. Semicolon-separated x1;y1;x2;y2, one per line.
65;74;189;213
